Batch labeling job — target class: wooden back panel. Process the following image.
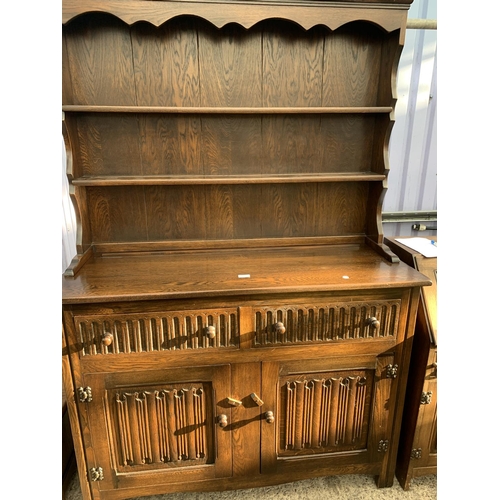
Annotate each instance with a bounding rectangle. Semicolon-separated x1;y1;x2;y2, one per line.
62;12;403;251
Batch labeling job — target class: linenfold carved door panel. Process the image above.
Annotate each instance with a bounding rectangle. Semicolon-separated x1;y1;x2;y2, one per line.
82;365;232;493
279;369;374;455
261;354;396;472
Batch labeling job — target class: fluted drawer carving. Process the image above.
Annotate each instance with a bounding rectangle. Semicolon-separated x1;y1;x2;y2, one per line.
280;370;373;456
254;300;400;346
112;383;213;470
74;309;238;355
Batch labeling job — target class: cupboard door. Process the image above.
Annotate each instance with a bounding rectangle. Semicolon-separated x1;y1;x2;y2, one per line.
262;354;397;473
80;365;232;494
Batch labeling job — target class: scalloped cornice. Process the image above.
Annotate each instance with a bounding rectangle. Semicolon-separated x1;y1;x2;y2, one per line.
62;0;411;32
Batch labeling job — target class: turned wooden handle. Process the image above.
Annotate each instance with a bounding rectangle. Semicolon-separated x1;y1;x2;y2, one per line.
367;317;380;329
204;326;216;339
217;414;228;428
273;322;286;335
264;411;275;424
102;333;113;346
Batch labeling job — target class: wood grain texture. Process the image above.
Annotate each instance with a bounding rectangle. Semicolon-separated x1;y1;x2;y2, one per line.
84;183;371;244
64;13;136;106
262;21;323;108
131;18;200;107
61;3;421;498
199;21;262;107
75;114;142;176
87;186;149;242
323;22;383;107
62;245;430;304
62;0;411;32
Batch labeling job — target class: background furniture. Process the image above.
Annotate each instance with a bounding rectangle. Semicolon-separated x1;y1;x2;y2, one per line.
385;236;437;489
63;390;77;499
62;1;430;499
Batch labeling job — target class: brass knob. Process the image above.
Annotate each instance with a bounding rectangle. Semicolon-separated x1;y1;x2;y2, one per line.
264;411;275;424
217;414;228;428
367;317;380;329
204;326;216;339
273;322;286;335
102;333;113;346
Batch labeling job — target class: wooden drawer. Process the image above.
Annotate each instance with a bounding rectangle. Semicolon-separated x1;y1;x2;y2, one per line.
253;299;401;347
73;308;239;356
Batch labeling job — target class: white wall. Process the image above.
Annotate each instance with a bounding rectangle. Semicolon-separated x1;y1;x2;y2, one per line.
384;0;437;237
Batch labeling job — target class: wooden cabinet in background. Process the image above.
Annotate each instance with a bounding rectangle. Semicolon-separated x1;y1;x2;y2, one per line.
385;237;437;489
62;1;430;499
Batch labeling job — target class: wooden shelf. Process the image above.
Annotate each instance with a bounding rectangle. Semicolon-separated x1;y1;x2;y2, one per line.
71;173;387;186
62;105;393;114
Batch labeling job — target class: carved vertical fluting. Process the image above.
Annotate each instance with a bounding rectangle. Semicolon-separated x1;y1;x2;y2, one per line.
293;381;305;449
336;378;349;444
311;379;323;447
174;389;187;459
285;381;296;450
283;375;368;452
124;321;132;353
327;377;341;446
135;392;153;463
344;377;357;443
155;391;171;462
166;390;179;462
114;385;207;467
319;379;331;446
302;381;313;446
116;393;133;466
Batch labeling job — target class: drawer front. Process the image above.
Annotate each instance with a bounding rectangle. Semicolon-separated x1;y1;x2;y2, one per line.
253;300;401;347
73;308;239;356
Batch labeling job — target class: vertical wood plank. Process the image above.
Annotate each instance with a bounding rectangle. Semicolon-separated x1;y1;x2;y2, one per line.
131;18;203;177
262;116;323;174
323;22;382;107
261;362;279;473
262;20;323;107
144;185;206;241
75;114;142;176
64;13;136;105
198;21;262;175
320;115;376;174
87;186;148;242
231;363;261;477
137;115;202;176
131;19;200;107
198;21;262;107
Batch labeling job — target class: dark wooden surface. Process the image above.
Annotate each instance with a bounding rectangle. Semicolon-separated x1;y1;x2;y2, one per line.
384;237;437;489
62;244;429;304
62;2;421;499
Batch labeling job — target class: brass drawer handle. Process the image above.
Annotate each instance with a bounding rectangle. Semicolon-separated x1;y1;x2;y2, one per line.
273;322;286;335
204;326;216;339
217;414;228;428
367;317;380;329
264;411;275;424
101;332;113;346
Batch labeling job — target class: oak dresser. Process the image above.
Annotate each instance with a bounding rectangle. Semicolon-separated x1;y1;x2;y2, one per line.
62;1;431;499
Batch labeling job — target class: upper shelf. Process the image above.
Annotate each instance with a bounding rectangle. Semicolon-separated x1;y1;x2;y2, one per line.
62;105;393;115
62;0;412;32
71;173;386;186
